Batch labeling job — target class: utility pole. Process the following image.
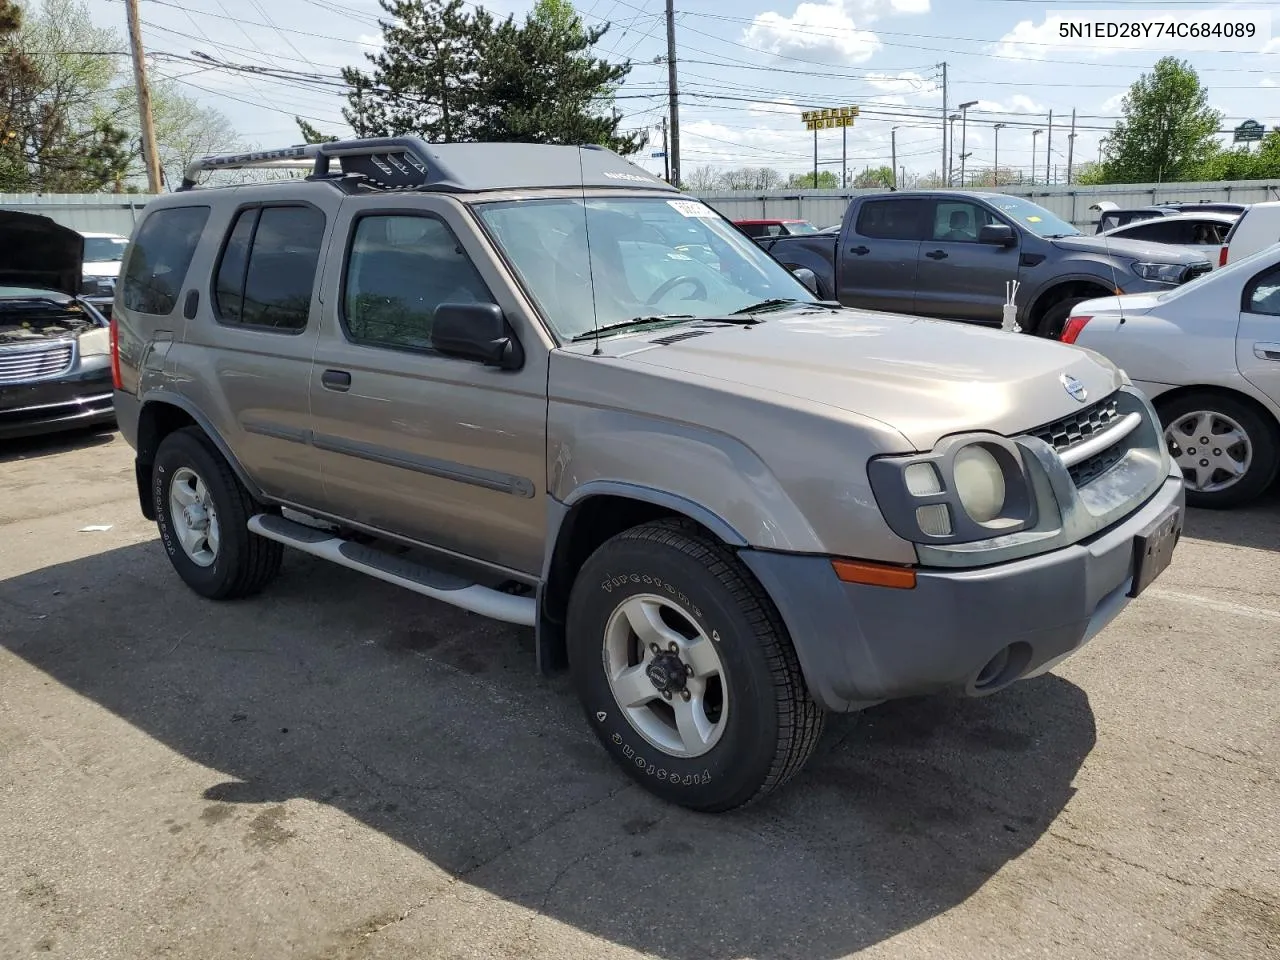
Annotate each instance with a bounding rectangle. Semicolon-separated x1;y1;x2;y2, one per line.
939;61;948;186
664;0;680;188
660;116;670;182
1031;128;1043;185
1045;109;1053;188
948;114;959;185
891;126;898;189
813;124;818;187
958;100;977;189
125;0;163;193
993;122;1005;186
1066;108;1077;185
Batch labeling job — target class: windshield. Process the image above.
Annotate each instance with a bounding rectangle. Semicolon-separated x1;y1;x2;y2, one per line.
476;196;818;341
784;221;818;234
83;236;128;262
986;196;1080;238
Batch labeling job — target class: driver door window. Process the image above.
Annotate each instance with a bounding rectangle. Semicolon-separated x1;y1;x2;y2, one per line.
932;201;997;243
341;214;496;354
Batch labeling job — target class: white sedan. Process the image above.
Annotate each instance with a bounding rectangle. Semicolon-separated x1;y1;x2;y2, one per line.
1061;245;1280;508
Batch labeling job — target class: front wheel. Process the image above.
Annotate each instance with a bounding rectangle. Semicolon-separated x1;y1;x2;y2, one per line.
1036;296;1091;339
566;519;824;811
1159;393;1279;509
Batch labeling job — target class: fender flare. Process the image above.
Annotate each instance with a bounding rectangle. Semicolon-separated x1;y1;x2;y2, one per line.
555;480;749;554
137;391;265;501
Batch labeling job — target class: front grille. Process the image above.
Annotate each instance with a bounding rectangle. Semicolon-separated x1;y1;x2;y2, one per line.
0;343;74;384
1029;394;1128;487
1030;396;1120;453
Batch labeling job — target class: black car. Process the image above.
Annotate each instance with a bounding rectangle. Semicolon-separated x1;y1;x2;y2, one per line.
0;211;116;439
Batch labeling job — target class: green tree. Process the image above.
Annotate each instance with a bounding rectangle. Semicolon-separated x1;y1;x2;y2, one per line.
787;170;838;189
853;165;894;188
343;0;642;153
111;79;241;189
1094;57;1223;183
296;117;339;144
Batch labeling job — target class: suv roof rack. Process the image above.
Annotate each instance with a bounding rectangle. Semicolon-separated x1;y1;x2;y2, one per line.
180;137;678;196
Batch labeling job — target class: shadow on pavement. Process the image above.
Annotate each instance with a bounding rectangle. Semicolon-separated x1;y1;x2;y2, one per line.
0;424;117;465
1183;486;1280;553
1;540;1097;959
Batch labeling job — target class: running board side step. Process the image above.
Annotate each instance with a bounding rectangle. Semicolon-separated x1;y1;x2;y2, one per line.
248;514;536;626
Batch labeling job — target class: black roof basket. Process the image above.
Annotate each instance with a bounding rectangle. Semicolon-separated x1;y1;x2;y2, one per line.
179;137;678;195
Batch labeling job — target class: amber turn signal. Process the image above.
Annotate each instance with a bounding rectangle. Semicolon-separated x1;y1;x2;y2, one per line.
830;558;917;589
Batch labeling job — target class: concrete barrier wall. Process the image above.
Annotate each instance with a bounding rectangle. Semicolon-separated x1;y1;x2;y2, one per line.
697;179;1280;230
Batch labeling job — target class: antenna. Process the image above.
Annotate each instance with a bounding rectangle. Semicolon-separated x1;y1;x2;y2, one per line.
1097;217;1127;328
577;146;602;356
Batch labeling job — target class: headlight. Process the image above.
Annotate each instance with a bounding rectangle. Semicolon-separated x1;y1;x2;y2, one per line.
953;445;1006;522
1131;261;1185;284
78;327;110;357
868;435;1036;545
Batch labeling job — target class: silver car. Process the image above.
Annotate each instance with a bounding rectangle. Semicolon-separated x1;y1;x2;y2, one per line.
1063;244;1280;507
111;138;1186;810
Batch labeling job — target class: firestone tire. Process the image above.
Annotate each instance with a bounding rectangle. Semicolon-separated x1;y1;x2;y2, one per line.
153;426;282;600
566;519;825;812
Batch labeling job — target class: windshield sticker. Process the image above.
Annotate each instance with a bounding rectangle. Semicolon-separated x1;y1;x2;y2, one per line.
1027;216;1042;222
667;200;717;218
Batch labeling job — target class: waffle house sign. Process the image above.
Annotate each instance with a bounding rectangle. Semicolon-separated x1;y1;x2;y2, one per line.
802;107;859;130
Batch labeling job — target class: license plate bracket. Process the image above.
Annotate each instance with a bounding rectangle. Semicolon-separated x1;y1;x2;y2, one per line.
1128;505;1182;598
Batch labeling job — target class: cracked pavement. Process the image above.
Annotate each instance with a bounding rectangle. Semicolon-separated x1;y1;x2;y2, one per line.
1;429;1277;959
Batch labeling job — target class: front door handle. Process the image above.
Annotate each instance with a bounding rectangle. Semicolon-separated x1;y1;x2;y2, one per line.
925;249;948;260
850;245;870;256
1254;342;1280;361
321;369;352;392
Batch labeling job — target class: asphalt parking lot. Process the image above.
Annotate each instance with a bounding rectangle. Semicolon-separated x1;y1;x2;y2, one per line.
1;428;1277;960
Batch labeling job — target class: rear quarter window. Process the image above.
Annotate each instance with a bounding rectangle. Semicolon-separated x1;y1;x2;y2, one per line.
121;206;210;315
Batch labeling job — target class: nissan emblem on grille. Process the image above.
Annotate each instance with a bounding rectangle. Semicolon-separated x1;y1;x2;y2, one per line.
1060;373;1088;403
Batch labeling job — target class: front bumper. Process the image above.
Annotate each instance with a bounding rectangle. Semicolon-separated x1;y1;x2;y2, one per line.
741;471;1186;712
0;356;115;439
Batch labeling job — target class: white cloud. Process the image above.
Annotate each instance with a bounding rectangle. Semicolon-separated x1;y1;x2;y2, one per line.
1099;92;1125;114
972;95;1047;115
1262;78;1278;88
1262;37;1280;54
743;2;881;64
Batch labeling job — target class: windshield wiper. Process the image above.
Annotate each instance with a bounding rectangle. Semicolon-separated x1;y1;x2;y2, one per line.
570;315;696;342
730;298;802;315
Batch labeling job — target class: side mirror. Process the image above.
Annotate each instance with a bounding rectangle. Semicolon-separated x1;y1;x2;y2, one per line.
791;266;820;295
431;302;524;370
979;223;1016;247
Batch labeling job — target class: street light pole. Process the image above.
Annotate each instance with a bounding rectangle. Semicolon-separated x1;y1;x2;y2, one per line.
992;122;1005;186
958;100;977;189
1031;128;1043;185
948;114;960;185
891;126;899;188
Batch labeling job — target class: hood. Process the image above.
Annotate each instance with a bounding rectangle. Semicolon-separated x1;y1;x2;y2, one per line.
603;308;1124;450
0;211;83;296
1052;233;1207;265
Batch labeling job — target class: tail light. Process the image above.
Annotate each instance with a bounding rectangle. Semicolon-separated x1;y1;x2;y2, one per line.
1219;246;1229;267
1060;315;1091;344
109;315;122;390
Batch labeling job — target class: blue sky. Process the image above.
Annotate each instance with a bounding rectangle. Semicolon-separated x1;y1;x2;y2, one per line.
84;0;1280;182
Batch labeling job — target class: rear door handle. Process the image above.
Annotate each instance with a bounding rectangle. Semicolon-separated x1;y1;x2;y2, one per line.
321;369;352;392
925;249;948;260
1254;342;1280;361
850;245;870;256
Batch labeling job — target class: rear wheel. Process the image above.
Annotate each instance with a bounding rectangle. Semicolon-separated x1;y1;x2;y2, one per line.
153;427;283;598
566;519;824;811
1159;392;1279;509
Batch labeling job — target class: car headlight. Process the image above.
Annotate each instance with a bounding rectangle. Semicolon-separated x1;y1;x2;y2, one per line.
869;436;1036;544
1131;261;1185;284
78;327;110;357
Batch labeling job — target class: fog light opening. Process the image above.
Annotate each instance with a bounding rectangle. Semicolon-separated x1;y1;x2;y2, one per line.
970;641;1033;695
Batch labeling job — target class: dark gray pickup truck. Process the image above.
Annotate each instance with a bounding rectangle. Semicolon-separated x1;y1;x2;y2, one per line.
758;190;1213;337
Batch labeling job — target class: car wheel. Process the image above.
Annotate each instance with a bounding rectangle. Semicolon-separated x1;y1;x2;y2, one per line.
1036;296;1091;339
153;426;283;599
566;519;824;811
1159;393;1279;509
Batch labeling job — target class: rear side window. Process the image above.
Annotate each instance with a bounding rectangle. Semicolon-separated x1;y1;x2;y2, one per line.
855;199;928;241
214;205;326;331
341;214;496;353
1244;264;1280;316
121;206;210;316
1120;220;1184;244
